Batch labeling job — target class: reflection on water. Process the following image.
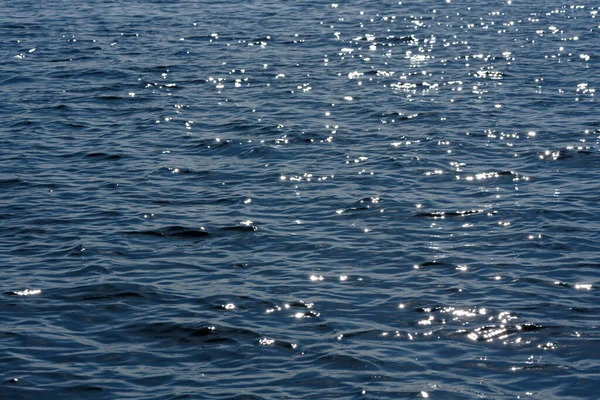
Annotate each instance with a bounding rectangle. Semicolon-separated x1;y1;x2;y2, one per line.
1;0;599;398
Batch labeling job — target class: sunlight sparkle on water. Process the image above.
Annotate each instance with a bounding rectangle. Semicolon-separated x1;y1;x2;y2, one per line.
259;337;275;346
4;1;599;398
13;289;41;296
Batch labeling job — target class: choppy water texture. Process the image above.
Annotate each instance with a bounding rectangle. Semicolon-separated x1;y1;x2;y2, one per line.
1;0;599;398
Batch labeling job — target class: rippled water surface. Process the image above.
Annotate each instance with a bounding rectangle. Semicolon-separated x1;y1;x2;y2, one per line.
2;0;600;398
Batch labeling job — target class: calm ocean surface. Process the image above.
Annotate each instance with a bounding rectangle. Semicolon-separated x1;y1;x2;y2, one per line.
1;0;599;398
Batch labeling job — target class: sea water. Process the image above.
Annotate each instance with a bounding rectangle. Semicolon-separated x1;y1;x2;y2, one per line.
1;1;599;398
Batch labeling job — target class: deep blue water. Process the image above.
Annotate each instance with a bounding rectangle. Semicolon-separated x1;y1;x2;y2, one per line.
1;0;599;398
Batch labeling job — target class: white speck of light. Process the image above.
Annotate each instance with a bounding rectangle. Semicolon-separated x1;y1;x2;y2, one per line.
14;289;41;296
259;337;275;345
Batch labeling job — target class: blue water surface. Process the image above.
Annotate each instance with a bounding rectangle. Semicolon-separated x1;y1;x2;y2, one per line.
1;0;599;398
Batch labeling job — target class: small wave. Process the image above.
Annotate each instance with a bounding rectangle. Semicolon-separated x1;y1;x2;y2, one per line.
413;209;485;218
313;353;381;371
133;322;261;346
125;226;210;238
463;323;543;342
220;225;257;232
336;197;383;215
56;283;159;302
85;152;122;160
0;178;27;189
